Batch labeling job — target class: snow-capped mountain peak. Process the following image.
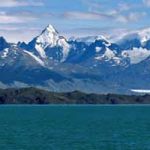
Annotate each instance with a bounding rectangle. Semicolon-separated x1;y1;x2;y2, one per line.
28;24;60;59
25;24;70;62
0;37;9;51
44;24;58;33
36;24;59;49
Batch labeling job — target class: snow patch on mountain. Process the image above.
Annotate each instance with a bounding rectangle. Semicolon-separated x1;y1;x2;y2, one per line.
122;47;150;64
104;48;116;59
35;44;47;58
131;89;150;94
95;47;102;53
137;28;150;43
24;50;45;66
57;38;70;62
95;47;121;64
1;48;9;58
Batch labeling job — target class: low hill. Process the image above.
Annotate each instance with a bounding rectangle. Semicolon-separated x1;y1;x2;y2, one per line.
0;87;149;104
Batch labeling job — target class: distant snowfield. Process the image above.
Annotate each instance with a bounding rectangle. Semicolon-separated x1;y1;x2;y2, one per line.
131;89;150;93
122;48;150;64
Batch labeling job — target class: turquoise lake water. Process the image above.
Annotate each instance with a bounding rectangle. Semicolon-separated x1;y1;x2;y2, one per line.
0;105;150;150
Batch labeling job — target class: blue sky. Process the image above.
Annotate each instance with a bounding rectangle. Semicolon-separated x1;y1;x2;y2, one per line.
0;0;150;42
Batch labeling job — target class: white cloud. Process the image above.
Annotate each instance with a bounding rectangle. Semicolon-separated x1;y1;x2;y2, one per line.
0;0;44;7
0;12;37;23
118;3;131;11
62;27;131;42
128;12;146;21
116;12;146;23
143;0;150;7
62;10;146;24
82;0;101;12
63;11;111;20
0;26;41;42
116;15;128;23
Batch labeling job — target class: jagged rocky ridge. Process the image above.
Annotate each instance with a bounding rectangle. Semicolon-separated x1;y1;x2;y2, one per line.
1;24;150;94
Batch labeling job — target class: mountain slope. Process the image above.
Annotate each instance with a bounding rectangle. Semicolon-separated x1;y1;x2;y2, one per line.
0;37;10;51
0;25;150;94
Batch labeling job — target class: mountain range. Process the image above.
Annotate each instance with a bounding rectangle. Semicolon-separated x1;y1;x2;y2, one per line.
0;24;150;94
